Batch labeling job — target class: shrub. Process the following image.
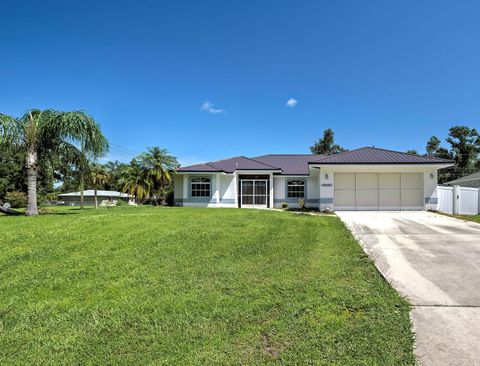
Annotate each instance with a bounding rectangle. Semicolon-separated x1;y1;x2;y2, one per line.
164;187;175;206
5;191;27;208
281;202;288;209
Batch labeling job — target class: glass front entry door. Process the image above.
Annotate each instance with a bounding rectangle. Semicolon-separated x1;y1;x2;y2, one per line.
240;180;268;208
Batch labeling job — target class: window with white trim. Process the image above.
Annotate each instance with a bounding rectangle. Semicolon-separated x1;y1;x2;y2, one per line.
287;180;305;198
191;177;211;197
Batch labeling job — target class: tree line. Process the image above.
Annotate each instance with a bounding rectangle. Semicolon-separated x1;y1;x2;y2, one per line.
311;126;480;183
0;109;178;216
2;109;479;215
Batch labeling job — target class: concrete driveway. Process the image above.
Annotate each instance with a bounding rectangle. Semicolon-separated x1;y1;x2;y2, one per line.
336;211;480;366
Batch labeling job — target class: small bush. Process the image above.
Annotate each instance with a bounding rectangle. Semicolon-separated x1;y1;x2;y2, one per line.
164;187;175;206
5;191;27;208
281;202;288;209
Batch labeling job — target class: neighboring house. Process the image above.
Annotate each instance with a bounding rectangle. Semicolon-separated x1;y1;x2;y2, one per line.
58;190;132;206
445;172;480;188
174;147;453;211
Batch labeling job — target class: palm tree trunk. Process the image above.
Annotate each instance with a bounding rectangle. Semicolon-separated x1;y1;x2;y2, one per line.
25;147;39;216
79;141;85;209
94;188;98;209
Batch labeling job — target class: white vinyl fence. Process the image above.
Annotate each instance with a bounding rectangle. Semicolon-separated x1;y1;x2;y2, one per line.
437;185;480;215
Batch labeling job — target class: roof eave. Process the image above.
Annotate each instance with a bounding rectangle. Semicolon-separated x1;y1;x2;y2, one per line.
309;162;454;166
309;163;455;169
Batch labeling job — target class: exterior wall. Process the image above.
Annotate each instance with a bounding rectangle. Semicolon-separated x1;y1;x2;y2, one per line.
174;173;219;207
314;165;442;211
319;169;334;211
273;171;320;208
424;170;439;210
218;174;236;207
174;173;238;207
173;175;184;200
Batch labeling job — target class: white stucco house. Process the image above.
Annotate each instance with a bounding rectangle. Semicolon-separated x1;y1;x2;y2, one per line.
174;147;453;211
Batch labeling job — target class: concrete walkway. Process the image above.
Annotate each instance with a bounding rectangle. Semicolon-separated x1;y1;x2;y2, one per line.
336;211;480;366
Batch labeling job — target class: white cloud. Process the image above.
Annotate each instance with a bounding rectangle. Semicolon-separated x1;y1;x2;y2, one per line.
286;98;298;108
201;101;226;114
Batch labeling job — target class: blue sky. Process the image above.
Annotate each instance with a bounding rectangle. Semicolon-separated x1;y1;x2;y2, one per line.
1;1;479;166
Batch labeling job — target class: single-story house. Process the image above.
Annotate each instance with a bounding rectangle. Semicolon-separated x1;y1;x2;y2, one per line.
174;147;453;211
58;190;132;206
445;172;480;188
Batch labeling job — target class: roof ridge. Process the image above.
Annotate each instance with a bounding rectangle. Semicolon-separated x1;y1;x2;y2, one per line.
243;156;282;169
205;162;222;170
210;155;245;164
183;155;247;170
359;146;454;162
255;154;320;157
312;147;359;161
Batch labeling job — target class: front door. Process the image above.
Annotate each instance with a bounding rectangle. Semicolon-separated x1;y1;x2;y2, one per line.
240;180;268;208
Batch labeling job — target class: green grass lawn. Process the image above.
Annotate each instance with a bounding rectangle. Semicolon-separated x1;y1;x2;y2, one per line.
450;214;480;223
0;207;415;365
437;211;480;224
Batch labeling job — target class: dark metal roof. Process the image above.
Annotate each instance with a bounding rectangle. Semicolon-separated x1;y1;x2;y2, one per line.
177;156;281;173
310;147;454;165
178;147;453;175
253;154;325;175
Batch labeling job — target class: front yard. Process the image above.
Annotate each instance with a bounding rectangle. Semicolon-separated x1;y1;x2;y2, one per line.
0;207;415;365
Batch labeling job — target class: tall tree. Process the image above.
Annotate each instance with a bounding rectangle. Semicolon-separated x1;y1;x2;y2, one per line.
406;149;419;155
119;160;153;203
137;147;179;205
89;163;110;209
446;126;480;178
104;161;129;191
425;135;452;160
310;128;347;155
426;136;441;156
0;144;25;200
0;109;108;215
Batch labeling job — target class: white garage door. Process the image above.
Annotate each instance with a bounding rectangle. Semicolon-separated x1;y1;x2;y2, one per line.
334;173;423;211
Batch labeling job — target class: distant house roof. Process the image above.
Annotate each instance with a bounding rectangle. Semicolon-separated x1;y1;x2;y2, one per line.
445;171;480;185
310;147;454;165
177;147;453;175
58;190;132;198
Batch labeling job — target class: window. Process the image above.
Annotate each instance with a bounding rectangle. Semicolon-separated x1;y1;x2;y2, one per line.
191;177;211;197
287;180;305;198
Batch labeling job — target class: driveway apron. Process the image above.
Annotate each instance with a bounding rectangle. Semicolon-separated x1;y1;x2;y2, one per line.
336;211;480;366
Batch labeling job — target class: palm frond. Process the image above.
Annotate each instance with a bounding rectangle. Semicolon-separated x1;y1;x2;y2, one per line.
0;113;22;145
37;110;109;159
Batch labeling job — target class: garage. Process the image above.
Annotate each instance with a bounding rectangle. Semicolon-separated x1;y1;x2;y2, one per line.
334;173;424;211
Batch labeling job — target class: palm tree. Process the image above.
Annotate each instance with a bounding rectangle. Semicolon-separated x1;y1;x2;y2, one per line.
137;147;179;204
0;109;108;215
119;160;153;203
89;163;110;209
